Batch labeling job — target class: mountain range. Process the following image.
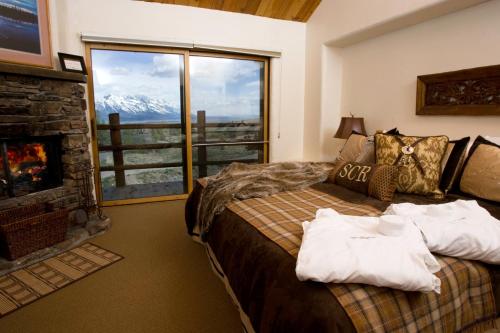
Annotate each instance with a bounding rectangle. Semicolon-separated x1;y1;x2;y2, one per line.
95;95;180;123
95;94;257;123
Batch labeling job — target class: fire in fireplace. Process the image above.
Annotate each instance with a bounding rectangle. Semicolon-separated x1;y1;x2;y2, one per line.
0;136;63;198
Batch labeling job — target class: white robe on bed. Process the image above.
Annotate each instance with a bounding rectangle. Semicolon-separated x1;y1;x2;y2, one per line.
384;200;500;264
295;208;441;293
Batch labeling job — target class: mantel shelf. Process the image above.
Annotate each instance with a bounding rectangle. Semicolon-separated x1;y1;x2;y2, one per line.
0;62;87;83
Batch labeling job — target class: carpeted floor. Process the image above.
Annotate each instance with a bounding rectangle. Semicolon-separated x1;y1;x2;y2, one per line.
0;200;242;333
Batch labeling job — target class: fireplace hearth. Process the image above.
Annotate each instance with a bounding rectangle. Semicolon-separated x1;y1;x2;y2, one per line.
0;136;63;198
0;62;110;269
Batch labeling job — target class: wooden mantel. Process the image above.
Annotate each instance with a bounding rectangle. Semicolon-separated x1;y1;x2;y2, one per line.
0;62;86;83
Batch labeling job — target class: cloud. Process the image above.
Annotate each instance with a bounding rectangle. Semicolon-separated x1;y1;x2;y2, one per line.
245;80;260;88
190;57;261;86
110;67;129;75
150;54;181;77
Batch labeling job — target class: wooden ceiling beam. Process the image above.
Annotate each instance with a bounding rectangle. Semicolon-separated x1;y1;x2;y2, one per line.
141;0;321;22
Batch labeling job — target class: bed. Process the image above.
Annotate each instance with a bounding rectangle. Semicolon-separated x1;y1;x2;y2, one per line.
186;179;500;333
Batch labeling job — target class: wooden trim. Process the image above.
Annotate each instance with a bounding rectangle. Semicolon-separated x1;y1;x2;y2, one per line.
85;43;103;204
190;51;269;62
263;58;270;163
416;64;500;116
417;105;500;116
0;63;86;82
100;194;189;207
98;143;183;151
84;42;187;55
184;52;194;193
0;0;53;68
97;122;260;130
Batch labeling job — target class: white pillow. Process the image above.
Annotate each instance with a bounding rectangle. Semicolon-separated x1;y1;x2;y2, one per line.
296;208;441;293
385;200;500;264
485;136;500;145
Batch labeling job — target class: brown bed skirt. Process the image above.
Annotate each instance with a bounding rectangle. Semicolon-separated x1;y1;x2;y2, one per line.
186;181;500;332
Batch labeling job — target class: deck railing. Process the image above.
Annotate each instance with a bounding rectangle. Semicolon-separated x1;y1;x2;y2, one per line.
96;110;265;187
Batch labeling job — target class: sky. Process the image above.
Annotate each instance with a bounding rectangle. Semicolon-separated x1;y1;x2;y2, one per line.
1;0;38;13
91;49;263;119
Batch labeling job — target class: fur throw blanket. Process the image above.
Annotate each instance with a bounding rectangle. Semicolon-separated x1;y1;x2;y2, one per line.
197;162;333;240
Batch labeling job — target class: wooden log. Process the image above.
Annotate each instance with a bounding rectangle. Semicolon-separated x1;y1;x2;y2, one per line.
197;110;208;177
98;143;183;151
97;123;181;130
108;113;126;187
99;159;258;172
100;162;183;172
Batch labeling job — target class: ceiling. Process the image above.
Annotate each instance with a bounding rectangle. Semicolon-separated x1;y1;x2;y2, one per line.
140;0;322;22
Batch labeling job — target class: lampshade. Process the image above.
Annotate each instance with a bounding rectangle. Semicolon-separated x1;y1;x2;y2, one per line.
334;116;366;139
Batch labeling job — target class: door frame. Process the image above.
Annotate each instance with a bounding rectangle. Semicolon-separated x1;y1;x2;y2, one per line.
85;43;269;206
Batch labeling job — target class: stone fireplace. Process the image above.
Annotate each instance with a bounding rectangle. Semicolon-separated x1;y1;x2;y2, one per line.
0;63;108;269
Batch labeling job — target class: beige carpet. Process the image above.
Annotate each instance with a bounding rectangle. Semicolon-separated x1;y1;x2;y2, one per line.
0;243;122;317
0;200;242;333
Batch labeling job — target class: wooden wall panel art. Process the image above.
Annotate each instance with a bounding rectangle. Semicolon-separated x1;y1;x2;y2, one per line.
416;64;500;116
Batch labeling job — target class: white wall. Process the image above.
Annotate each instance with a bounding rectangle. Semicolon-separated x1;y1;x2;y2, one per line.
49;0;306;162
303;0;490;161
340;0;500;140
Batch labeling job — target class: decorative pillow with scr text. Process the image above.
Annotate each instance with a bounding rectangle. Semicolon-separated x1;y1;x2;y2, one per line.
327;161;398;201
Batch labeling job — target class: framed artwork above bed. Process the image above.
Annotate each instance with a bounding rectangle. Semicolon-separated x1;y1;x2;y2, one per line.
416;64;500;116
0;0;52;68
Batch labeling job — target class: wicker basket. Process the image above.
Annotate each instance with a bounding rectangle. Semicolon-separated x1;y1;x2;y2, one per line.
0;203;69;260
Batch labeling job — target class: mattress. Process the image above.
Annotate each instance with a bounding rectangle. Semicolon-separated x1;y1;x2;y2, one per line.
186;181;500;332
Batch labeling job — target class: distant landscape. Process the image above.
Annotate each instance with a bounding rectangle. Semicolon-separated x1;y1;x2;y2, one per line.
96;94;263;198
95;94;259;124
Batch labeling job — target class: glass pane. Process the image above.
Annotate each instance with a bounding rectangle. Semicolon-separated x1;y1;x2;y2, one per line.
91;49;187;201
190;56;265;179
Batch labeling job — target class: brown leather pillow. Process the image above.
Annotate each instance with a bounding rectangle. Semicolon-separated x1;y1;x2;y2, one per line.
327;161;398;201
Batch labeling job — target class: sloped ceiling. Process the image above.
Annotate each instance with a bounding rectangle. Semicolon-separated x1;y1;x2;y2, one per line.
140;0;322;22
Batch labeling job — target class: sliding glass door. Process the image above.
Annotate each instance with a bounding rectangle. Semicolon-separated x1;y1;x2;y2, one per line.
87;44;268;205
190;54;268;179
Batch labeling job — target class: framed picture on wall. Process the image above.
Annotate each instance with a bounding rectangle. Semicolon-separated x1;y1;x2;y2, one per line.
0;0;52;68
58;53;87;74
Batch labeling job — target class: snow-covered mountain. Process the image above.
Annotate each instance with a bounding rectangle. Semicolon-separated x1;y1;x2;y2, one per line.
95;95;180;123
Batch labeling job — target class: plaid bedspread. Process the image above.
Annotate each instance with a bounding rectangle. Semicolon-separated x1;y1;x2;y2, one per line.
227;187;497;333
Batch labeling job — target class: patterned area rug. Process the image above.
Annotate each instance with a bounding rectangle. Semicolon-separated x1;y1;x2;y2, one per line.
0;243;123;317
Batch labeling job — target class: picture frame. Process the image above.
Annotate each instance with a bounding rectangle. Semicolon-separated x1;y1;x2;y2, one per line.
58;52;87;75
416;64;500;116
0;0;52;68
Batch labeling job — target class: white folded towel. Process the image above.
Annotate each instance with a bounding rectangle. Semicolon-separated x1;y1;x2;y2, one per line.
385;200;500;264
296;208;441;293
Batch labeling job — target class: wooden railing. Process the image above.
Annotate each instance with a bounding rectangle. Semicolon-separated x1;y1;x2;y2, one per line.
96;110;265;187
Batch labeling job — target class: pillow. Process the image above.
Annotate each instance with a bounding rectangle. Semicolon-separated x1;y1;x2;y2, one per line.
459;136;500;203
355;128;401;164
375;134;449;197
327;161;398;201
439;137;470;194
485;136;500;145
338;133;367;162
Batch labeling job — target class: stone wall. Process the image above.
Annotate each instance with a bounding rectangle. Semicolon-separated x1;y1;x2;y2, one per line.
0;72;94;226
